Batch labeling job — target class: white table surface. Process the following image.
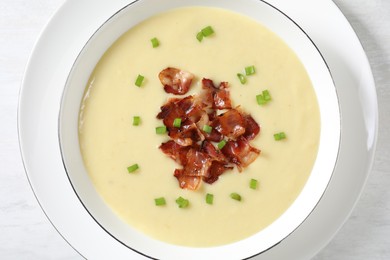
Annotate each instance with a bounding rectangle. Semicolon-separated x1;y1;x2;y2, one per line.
1;0;389;259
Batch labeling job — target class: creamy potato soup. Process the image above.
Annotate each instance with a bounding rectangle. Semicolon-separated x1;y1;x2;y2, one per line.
78;7;320;247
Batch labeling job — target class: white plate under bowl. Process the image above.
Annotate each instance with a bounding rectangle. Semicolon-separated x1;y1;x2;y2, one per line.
18;0;377;259
58;0;339;259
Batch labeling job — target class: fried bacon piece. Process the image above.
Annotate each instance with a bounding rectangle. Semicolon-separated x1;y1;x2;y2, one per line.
169;119;204;146
221;136;261;171
201;78;232;109
212;109;246;139
172;143;234;189
160;140;234;189
157;99;181;127
200;140;226;162
203;161;233;184
201;141;233;184
177;96;204;123
173;149;211;190
157;96;204;126
159;140;191;165
157;97;205;146
182;149;212;177
156;73;261;190
159;67;194;95
196;112;223;142
242;114;260;141
174;169;202;190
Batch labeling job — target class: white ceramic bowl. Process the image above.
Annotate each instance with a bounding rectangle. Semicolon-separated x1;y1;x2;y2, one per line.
59;0;340;259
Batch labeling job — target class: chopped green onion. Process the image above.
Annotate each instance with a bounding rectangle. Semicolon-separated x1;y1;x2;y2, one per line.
274;132;286;141
173;118;182;128
201;26;215;37
175;196;189;208
230;192;242;201
154;197;166;206
133;116;141;126
127;164;139;173
217;140;227;150
256;94;267;105
250;179;258;190
206;193;214;205
245;65;256;76
135;74;144;87
196;31;204;42
197;26;214;42
262;90;271;101
237;73;247;84
202;125;212;134
256;89;272;105
155;126;167;134
150;37;160;48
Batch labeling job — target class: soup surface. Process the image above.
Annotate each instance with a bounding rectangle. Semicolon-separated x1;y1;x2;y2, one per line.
78;7;320;247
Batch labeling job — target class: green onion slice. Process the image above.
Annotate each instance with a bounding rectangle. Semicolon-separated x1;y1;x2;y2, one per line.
230;192;242;201
202;125;212;134
175;196;189;208
135;74;144;87
217;140;227;150
150;37;160;48
245;65;256;76
256;94;267;105
262;90;271;101
206;193;214;205
250;179;258;190
133;116;141;126
237;73;247;84
155;126;167;134
173;118;182;128
274;132;286;141
196;31;204;42
154;197;166;206
197;26;214;42
201;26;215;37
256;89;272;105
127;164;139;173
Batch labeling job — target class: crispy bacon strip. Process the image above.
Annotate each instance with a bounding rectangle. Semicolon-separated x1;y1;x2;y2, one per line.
182;149;212;176
157;96;204;127
196;112;223;142
200;140;226;162
201;78;232;109
173;149;211;190
203;161;233;184
169;119;204;146
242;114;260;141
159;140;190;165
157;100;182;128
221;136;261;171
201;141;233;184
174;169;202;190
212;109;246;139
159;67;194;95
157;97;205;146
213;82;232;109
177;96;204;122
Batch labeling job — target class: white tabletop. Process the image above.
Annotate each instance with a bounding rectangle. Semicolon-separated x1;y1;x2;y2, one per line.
1;0;389;259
